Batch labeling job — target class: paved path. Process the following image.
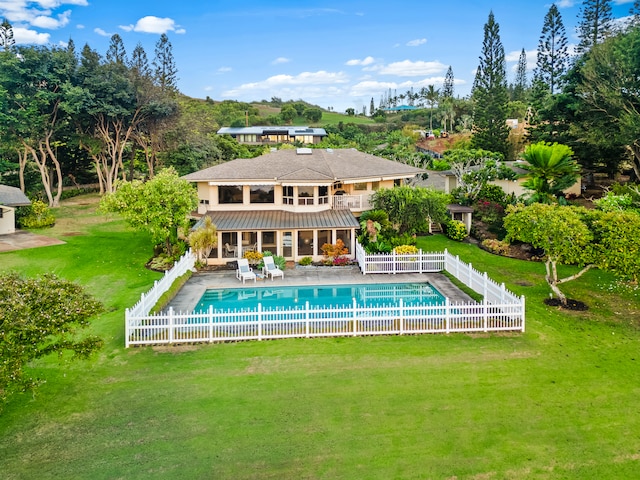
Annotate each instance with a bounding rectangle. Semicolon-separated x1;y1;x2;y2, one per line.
167;266;476;313
0;230;65;253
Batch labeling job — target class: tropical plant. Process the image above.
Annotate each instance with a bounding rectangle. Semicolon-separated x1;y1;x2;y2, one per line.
17;200;55;229
188;216;217;265
520;142;580;203
446;220;468;241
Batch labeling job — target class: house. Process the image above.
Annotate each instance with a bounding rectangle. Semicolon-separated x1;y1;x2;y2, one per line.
0;184;31;235
183;148;425;265
217;126;327;145
383;105;419;113
439;161;582;198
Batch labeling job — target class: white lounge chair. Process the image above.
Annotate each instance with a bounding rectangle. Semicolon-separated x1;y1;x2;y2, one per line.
262;256;284;281
236;258;257;284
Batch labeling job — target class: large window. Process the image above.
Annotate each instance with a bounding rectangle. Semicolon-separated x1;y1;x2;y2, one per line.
353;182;367;191
317;230;331;253
336;230;351;251
250;185;274;204
261;231;277;254
218;186;243;204
298;230;314;256
283;186;294;205
298;186;314;205
318;186;329;205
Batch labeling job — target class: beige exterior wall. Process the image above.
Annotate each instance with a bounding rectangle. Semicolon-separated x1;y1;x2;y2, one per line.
0;206;16;235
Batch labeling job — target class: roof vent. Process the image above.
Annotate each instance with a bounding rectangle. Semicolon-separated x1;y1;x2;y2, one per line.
296;148;313;155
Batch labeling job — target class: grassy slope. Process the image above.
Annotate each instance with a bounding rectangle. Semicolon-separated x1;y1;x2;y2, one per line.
1;199;639;479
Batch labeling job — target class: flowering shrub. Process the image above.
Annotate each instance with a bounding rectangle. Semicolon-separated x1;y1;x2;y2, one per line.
332;256;350;266
446;220;468;241
243;250;263;264
475;199;505;225
393;245;419;255
481;238;511;256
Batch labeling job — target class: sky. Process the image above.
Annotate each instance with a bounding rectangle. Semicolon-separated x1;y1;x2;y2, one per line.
1;1;637;112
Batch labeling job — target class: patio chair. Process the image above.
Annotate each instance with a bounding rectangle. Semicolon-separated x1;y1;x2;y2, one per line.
236;258;257;284
224;242;236;257
262;256;284;281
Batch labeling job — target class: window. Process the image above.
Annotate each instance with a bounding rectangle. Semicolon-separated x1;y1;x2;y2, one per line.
371;181;380;191
336;230;351;250
199;199;210;205
298;186;314;205
283;186;294;205
261;231;277;254
318;186;329;205
298;230;314;256
250;185;274;204
394;179;402;187
317;230;331;253
353;182;367;191
218;186;243;204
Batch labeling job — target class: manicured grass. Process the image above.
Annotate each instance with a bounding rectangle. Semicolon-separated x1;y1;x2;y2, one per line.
1;199;640;479
320;111;376;126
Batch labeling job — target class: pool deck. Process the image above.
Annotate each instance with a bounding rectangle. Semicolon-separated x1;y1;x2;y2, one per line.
167;266;476;313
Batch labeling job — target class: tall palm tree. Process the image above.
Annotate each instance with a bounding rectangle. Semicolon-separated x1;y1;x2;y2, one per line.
424;85;440;130
521;142;581;203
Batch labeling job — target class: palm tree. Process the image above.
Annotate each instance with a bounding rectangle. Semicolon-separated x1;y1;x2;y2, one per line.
424;85;440;130
521;142;581;203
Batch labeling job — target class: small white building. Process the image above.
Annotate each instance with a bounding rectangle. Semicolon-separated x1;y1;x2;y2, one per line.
0;185;31;235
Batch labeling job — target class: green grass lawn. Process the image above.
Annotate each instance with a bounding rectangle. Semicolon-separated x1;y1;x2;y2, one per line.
1;197;640;479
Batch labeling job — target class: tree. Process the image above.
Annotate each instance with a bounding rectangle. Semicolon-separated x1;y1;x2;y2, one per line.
370;97;375;117
100;167;198;256
370;186;450;234
536;4;569;95
520;142;581;203
591;210;640;282
576;0;613;55
504;203;595;304
303;107;322;123
443;148;515;203
576;27;640;179
188;216;218;265
345;108;355;116
153;34;178;93
471;12;510;158
631;1;640;26
442;66;454;99
424;85;439;130
106;34;127;65
509;49;528;102
280;104;297;124
0;272;103;406
0;18;15;52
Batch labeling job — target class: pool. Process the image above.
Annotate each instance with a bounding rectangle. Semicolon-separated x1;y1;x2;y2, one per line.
196;282;446;312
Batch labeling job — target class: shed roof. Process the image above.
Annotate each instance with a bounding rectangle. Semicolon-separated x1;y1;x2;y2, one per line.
0;184;31;207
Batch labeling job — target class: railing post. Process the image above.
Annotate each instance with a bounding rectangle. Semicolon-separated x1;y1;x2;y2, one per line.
483;298;488;332
399;298;404;335
168;307;174;344
352;298;358;336
521;295;526;332
208;305;214;343
257;303;262;341
392;250;397;274
484;272;488;300
445;297;450;334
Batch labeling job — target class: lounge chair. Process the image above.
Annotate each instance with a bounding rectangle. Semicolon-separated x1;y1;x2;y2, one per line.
262;256;284;281
236;258;257;284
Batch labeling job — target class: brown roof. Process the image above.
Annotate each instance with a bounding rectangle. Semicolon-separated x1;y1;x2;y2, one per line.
183;148;425;184
196;209;360;232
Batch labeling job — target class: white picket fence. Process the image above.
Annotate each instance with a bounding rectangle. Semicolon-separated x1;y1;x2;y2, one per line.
125;243;525;347
125;249;196;331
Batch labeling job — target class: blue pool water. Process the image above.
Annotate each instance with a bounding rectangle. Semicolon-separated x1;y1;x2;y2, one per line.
196;283;445;312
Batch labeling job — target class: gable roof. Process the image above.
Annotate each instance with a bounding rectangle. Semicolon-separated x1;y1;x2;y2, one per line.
0;184;31;206
183;148;425;184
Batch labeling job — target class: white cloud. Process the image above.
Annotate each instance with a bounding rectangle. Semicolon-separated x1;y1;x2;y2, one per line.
556;0;575;7
272;57;291;65
345;56;375;66
94;27;112;37
376;60;447;77
0;1;86;27
222;71;350;100
120;16;185;35
31;9;70;29
13;26;50;44
217;66;232;73
406;38;426;47
506;49;537;71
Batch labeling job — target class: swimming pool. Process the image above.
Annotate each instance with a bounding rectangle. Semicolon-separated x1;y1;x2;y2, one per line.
196;282;445;312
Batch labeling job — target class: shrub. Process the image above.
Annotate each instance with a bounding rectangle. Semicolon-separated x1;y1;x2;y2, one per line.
243;250;263;264
298;256;313;266
321;239;349;265
393;245;419;255
17;200;55;229
446;220;468;241
481;238;511;256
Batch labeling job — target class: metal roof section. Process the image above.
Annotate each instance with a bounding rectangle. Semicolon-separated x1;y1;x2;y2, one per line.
195;209;360;231
217;126;327;136
0;184;31;206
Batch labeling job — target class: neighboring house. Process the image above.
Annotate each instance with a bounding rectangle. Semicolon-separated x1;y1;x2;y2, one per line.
0;184;31;235
183;148;425;265
439;161;582;198
217;126;327;145
383;105;419;113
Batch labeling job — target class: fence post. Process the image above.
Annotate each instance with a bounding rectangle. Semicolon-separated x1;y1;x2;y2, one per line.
352;298;358;336
484;272;488;300
444;248;448;272
445;297;450;333
392;250;397;274
208;305;214;343
168;307;174;344
483;298;488;332
125;308;130;348
521;295;526;332
399;298;404;335
258;303;262;341
501;283;506;303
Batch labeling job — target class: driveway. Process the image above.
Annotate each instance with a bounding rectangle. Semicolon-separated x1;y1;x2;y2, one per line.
0;230;65;253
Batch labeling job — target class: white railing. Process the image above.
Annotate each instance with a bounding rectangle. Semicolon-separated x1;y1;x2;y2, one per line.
125;249;196;347
125;244;525;347
126;298;525;346
332;194;370;210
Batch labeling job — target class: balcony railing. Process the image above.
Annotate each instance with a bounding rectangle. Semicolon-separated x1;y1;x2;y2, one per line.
332;194;370;211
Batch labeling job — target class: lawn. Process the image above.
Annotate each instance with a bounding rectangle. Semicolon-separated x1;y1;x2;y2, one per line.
1;196;639;479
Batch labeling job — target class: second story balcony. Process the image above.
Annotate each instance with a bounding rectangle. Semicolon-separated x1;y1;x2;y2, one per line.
332;194;371;212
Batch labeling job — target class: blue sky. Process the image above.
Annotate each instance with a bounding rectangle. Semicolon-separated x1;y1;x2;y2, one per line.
1;1;636;112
